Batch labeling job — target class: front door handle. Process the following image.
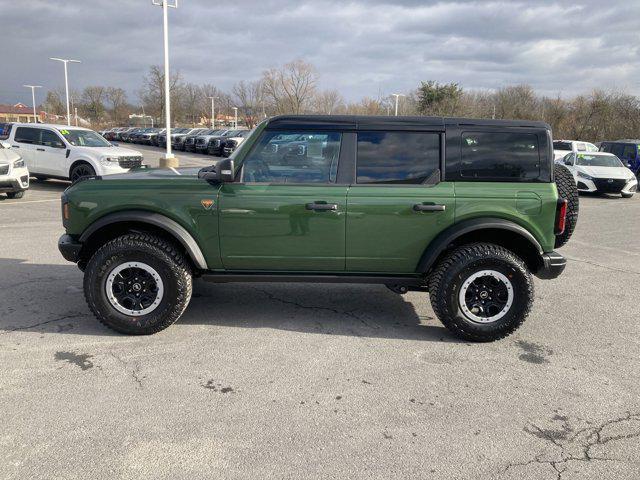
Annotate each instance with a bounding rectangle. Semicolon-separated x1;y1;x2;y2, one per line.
306;202;338;211
413;203;446;212
12;145;19;149
37;148;45;152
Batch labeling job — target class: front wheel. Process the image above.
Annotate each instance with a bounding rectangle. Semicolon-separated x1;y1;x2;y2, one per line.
6;190;25;199
622;192;634;199
429;243;534;342
70;163;96;182
84;233;193;335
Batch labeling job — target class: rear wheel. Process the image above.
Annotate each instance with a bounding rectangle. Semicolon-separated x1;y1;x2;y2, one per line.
429;243;534;342
622;192;634;199
6;190;25;199
84;233;193;335
70;163;96;182
554;163;579;248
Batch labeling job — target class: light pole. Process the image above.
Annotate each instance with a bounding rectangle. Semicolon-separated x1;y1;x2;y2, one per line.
208;96;218;129
391;93;405;116
152;0;179;167
23;85;42;123
49;58;81;126
233;107;238;129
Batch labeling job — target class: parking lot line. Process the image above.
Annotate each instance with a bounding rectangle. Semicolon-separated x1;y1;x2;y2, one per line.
0;198;60;206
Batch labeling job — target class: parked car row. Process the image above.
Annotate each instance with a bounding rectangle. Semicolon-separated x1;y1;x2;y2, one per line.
99;126;252;157
554;138;640;198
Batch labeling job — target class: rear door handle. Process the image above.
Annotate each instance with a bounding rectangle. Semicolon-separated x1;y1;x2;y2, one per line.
37;148;45;152
413;203;446;212
12;145;19;149
306;202;338;211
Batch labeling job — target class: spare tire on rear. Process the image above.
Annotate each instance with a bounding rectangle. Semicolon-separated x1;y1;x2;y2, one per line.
554;163;579;249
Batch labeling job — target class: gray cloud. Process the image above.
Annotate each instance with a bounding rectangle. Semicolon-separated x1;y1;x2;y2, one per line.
1;0;638;106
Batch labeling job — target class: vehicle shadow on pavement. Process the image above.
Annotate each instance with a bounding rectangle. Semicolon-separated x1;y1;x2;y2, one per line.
0;259;459;343
184;280;462;343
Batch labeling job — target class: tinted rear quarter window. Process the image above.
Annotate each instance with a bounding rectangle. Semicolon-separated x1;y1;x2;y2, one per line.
14;127;39;144
0;123;11;140
460;132;540;180
553;141;572;151
356;132;440;184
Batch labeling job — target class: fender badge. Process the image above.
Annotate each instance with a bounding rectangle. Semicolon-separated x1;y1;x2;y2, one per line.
201;199;215;210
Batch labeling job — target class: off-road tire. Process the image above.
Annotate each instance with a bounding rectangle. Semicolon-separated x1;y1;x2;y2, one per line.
84;233;192;335
6;190;24;199
429;243;534;342
554;163;579;248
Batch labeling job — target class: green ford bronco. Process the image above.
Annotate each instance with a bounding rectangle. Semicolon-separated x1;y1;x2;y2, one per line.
58;115;578;341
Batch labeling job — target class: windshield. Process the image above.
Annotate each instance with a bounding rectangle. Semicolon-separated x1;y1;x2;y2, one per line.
60;129;111;147
576;154;624;168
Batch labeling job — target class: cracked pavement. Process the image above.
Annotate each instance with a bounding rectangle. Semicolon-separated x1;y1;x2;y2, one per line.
1;184;639;479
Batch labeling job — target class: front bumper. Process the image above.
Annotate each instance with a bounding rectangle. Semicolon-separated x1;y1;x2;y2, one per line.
58;234;82;263
536;251;566;280
577;176;637;194
0;168;29;193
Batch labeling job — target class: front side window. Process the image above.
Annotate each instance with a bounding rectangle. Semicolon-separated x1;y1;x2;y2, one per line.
40;130;65;148
14;127;39;144
60;129;111;147
460;132;540;180
241;131;341;184
356;131;440;184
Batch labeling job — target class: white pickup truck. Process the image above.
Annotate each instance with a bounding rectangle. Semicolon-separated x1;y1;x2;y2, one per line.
553;139;598;161
2;123;144;182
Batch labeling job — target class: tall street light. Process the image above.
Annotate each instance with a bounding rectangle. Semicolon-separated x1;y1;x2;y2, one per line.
208;96;218;129
23;85;42;123
49;58;81;126
391;93;405;116
152;0;179;167
233;107;238;129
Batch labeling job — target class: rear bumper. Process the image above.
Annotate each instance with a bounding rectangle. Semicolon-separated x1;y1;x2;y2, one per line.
536;251;566;280
58;234;82;263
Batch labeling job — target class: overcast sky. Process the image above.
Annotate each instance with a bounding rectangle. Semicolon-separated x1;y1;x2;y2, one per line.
1;0;639;106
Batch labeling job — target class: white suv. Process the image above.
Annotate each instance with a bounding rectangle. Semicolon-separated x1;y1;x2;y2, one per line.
0;141;29;198
5;123;144;181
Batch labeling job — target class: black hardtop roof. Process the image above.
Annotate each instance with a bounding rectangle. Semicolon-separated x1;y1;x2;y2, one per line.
266;115;550;130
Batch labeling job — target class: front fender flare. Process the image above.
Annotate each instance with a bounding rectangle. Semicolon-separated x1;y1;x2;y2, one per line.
416;217;543;273
79;210;208;270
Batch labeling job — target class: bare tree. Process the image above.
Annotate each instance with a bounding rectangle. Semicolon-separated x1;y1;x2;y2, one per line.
181;83;202;126
312;89;345;114
233;80;264;128
262;59;319;114
106;87;128;125
139;65;183;125
80;86;107;124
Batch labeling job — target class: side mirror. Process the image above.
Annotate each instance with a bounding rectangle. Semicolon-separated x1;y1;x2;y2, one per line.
0;141;11;149
198;159;235;183
217;158;235;182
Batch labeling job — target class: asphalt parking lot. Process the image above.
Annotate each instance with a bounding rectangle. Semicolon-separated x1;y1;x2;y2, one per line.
124;142;220;168
1;182;639;479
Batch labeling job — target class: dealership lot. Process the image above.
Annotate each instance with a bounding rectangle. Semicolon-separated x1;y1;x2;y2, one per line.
1;183;639;479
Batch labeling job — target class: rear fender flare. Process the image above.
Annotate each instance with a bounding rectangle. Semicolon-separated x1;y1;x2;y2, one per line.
416;217;543;273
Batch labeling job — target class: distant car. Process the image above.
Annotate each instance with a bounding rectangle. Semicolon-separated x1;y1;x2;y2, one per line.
0;140;29;199
138;128;163;145
194;129;227;153
553;140;598;161
222;130;252;157
4;123;144;182
560;151;637;197
181;128;210;152
121;127;145;142
207;130;245;156
173;128;207;151
599;140;640;175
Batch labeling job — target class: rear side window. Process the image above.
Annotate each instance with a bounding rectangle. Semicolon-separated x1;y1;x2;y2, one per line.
0;123;11;140
14;127;39;144
356;132;440;184
553;141;572;151
622;144;637;159
461;132;540;180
